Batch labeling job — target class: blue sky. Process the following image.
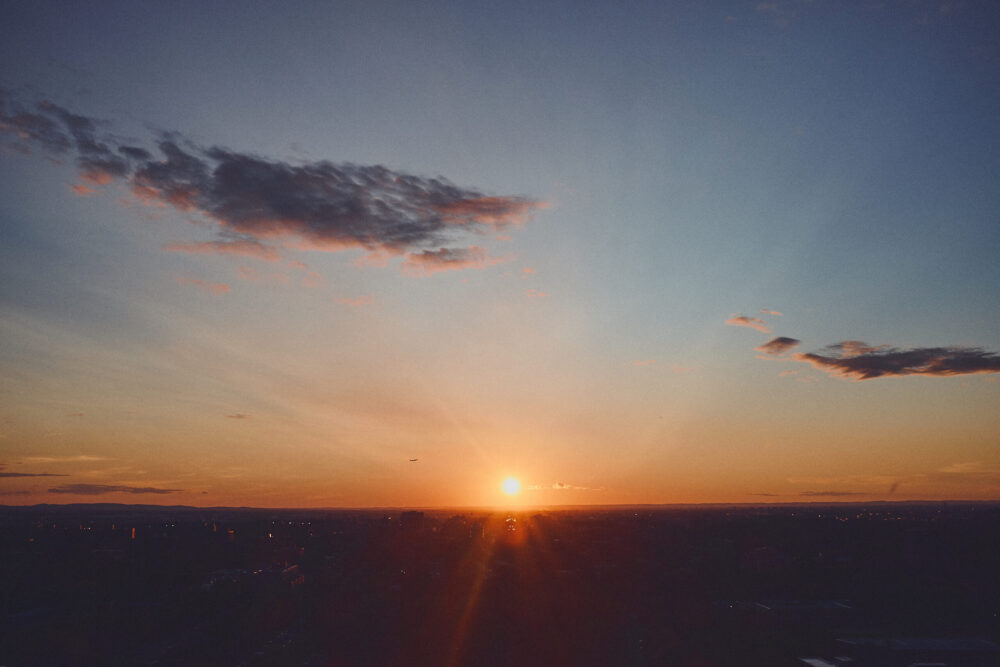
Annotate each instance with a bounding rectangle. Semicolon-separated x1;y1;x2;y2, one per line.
1;0;998;507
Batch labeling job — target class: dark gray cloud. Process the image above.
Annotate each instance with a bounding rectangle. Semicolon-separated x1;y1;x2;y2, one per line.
48;484;182;495
1;88;543;261
0;88;72;153
36;100;128;183
794;342;1000;380
400;245;510;276
0;472;69;478
755;336;800;355
800;490;863;497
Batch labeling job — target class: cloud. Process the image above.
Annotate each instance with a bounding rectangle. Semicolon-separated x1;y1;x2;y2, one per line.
400;246;510;276
0;472;69;477
938;462;995;474
755;337;800;356
527;482;600;491
336;295;374;307
226;413;250;419
164;239;281;262
287;260;322;287
1;87;543;269
726;314;771;333
175;276;230;295
760;308;783;316
794;342;1000;380
800;490;864;497
48;483;182;495
236;265;292;286
525;288;547;298
22;455;109;463
0;89;73;154
131;143;540;255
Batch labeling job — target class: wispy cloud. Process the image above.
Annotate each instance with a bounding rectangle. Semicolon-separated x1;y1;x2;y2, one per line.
631;359;656;367
226;413;250;419
760;308;783;316
336;295;374;307
800;490;864;497
525;288;547;298
22;455;109;463
527;482;601;491
0;87;544;271
48;483;182;495
175;276;231;295
937;462;998;475
236;265;292;286
400;246;510;277
726;314;771;333
794;342;1000;380
164;239;281;262
755;336;800;356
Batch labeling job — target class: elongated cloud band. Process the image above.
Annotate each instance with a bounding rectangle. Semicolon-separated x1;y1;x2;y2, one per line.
48;483;182;495
400;245;510;276
0;472;69;477
795;341;1000;380
0;88;543;264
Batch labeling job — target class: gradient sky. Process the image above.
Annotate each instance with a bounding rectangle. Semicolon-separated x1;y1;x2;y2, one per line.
2;0;999;508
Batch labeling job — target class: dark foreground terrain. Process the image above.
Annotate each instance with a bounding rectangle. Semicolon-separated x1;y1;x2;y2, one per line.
1;502;998;666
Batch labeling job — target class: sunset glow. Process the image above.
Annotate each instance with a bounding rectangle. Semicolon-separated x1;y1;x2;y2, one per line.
0;2;998;510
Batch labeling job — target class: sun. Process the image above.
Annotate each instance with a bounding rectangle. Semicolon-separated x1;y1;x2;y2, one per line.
501;477;522;496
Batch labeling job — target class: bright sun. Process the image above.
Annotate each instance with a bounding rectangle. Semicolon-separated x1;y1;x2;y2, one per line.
501;477;522;495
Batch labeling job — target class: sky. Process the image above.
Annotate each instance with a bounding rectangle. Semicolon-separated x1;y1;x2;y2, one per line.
1;0;998;508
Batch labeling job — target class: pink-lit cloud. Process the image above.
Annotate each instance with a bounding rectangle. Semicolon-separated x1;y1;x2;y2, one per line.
175;276;230;295
525;288;547;298
760;308;783;316
287;259;322;287
725;314;771;333
236;265;292;286
164;239;282;262
336;295;374;307
71;184;97;196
